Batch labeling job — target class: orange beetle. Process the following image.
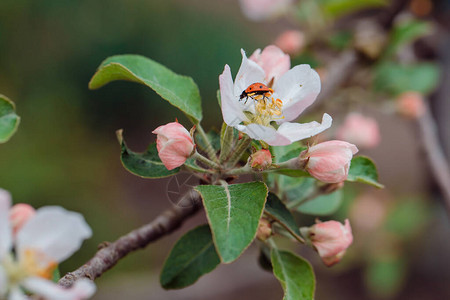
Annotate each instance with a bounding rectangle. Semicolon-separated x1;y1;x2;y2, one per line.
240;82;274;103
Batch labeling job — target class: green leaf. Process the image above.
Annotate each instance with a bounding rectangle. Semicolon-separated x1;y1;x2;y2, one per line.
383;199;429;239
374;62;440;96
160;225;220;289
195;182;268;263
297;190;343;216
320;0;387;18
347;156;383;188
365;255;406;298
265;193;300;235
271;249;315;300
89;55;202;122
384;20;432;59
0;94;20;143
116;129;180;178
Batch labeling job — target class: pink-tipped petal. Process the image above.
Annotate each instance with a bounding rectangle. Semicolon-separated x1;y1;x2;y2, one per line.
233;49;266;97
274;65;321;123
9;203;36;236
249;45;290;82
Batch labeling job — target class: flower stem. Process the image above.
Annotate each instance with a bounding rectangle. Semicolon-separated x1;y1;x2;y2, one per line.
183;163;215;174
264;211;305;244
226;135;252;167
193;151;220;169
225;163;252;176
219;124;235;163
196;124;220;164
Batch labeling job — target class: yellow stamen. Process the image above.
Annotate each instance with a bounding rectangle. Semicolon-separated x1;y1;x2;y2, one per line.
21;249;57;280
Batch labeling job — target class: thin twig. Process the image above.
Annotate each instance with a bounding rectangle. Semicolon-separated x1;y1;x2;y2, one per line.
417;105;450;216
58;190;202;288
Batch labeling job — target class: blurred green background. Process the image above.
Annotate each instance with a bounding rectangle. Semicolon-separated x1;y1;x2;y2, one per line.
1;0;449;299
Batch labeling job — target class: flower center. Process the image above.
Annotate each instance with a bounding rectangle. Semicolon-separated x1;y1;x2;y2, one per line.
2;249;57;285
247;95;284;126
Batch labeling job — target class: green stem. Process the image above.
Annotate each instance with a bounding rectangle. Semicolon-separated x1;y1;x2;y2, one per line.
219;124;235;163
225;163;252;176
183;163;215;174
196;124;220;164
226;135;252;167
264;211;305;244
193;151;220;169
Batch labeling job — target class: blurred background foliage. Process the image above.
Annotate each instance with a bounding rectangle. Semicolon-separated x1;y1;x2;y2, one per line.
0;0;449;299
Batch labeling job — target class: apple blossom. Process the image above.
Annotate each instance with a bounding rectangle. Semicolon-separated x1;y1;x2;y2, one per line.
219;48;332;146
9;203;35;236
301;140;358;183
301;219;353;267
152;122;195;170
336;113;380;149
238;0;293;21
275;30;305;56
0;189;96;300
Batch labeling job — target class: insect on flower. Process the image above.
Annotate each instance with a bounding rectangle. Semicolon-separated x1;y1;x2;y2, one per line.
239;82;274;104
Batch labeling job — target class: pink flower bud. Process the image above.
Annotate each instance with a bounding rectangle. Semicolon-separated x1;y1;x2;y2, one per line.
9;203;35;235
303;219;353;267
302;140;358;183
249;45;290;83
250;149;272;171
336;113;380;149
152;122;195;170
274;30;305;56
396;91;425;119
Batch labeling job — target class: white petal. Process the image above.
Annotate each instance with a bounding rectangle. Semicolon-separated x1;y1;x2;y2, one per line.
9;287;27;300
276;113;332;145
237;124;291;146
17;206;92;263
219;65;248;126
0;189;12;260
23;277;96;300
233;49;265;98
274;65;321;122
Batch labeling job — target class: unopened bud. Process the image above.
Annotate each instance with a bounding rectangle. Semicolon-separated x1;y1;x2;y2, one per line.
396;91;425;119
250;149;272;171
9;203;36;235
301;219;353;267
256;219;272;241
301;141;358;183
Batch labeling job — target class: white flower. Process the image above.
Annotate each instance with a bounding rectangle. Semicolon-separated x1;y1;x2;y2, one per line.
0;188;95;300
219;48;332;146
239;0;293;21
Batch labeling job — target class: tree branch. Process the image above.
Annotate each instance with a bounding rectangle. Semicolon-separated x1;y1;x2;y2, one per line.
417;105;450;216
58;190;202;288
